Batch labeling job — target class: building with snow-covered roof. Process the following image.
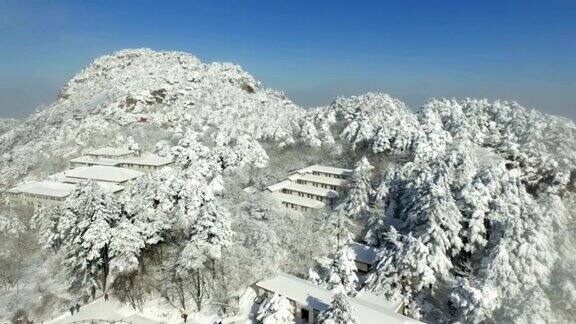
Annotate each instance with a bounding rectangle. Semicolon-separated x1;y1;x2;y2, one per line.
271;192;326;211
253;272;421;324
116;154;173;171
70;151;173;172
5;181;76;205
265;165;351;212
5;180;124;206
85;147;138;159
295;173;349;191
349;242;379;274
64;166;145;184
70;156;121;168
291;164;353;180
266;181;338;203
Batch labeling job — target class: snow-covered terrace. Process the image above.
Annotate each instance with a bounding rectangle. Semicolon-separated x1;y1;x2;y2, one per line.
298;173;348;187
64;166;145;184
271;192;325;209
285;182;339;198
266;181;338;198
292;164;353;178
254;273;420;324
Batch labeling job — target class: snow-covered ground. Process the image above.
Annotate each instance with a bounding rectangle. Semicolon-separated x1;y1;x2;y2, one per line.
44;292;256;324
46;297;191;324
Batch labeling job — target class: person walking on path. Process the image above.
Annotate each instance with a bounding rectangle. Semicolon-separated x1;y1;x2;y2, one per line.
69;305;75;315
104;293;109;301
75;302;81;314
181;312;188;323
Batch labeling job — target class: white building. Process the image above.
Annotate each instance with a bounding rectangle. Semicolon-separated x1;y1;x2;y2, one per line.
70;151;172;172
253;272;421;324
290;165;353;180
5;180;123;206
84;147;138;159
271;192;326;212
265;165;351;211
116;154;173;172
63;166;145;185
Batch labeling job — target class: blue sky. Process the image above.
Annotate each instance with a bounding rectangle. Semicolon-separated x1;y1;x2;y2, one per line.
1;0;575;119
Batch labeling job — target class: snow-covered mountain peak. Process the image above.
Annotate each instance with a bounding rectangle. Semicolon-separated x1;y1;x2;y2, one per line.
57;48;262;111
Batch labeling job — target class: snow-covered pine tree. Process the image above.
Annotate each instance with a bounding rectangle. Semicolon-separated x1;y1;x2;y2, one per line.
324;208;355;247
340;156;374;219
326;244;359;295
234;135;269;169
318;292;359;324
366;227;435;312
123;136;140;152
450;176;560;323
109;217;145;276
32;204;63;252
119;169;177;246
300;119;322;147
180;189;232;269
256;292;294;324
175;188;233;310
58;181;120;299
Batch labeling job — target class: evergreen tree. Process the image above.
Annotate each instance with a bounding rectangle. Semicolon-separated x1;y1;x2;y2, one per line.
33;204;63;252
58;181;120;299
340;156;374;219
109;218;145;276
326;245;358;295
319;292;359;324
256;293;294;324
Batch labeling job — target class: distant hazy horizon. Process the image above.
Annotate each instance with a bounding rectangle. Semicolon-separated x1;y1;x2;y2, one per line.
1;1;575;119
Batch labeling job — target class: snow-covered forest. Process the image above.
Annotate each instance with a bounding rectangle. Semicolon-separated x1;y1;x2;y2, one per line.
1;49;575;323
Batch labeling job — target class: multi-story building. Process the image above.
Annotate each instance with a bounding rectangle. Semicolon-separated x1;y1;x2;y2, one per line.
253;272;420;324
5;180;123;206
265;165;352;211
62;165;145;185
70;148;172;172
4;147;169;206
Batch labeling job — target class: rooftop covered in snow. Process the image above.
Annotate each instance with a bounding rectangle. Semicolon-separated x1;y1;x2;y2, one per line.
70;156;121;166
284;182;339;198
85;147;136;157
299;174;349;187
270;192;325;209
70;154;172;167
265;179;292;192
349;242;379;265
64;166;145;183
7;181;76;198
120;154;173;166
255;273;419;324
291;164;353;177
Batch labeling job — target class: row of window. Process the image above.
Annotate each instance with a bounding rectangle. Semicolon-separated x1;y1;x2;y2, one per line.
281;189;328;202
282;202;310;211
311;171;348;179
296;179;339;191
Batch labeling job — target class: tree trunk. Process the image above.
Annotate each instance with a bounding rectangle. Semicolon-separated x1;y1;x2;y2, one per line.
102;244;110;293
194;270;203;311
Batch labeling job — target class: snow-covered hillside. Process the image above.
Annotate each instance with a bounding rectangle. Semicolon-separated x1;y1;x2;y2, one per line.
1;49;575;323
0;118;19;136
